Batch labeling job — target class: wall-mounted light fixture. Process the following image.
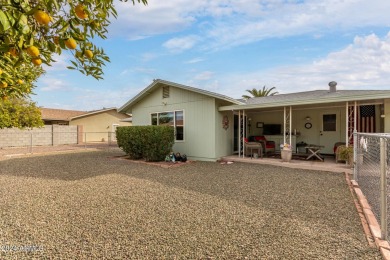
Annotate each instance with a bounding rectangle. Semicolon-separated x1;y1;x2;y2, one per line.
305;116;311;121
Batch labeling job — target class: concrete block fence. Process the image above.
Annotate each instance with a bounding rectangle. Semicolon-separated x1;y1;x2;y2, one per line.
0;125;82;148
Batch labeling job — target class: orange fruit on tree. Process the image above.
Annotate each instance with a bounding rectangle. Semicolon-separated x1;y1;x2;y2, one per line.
32;58;42;66
65;38;77;49
17;79;24;84
0;68;2;75
26;46;40;57
84;50;93;59
34;10;51;25
0;81;8;88
75;4;88;19
9;48;18;57
2;96;8;101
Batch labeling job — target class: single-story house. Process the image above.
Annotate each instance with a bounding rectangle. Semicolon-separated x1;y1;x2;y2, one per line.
40;107;132;142
118;79;390;161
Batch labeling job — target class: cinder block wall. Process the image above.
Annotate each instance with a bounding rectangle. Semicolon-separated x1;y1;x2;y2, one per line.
0;125;79;148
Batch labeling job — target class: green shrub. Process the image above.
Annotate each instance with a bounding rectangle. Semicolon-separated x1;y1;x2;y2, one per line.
116;126;174;161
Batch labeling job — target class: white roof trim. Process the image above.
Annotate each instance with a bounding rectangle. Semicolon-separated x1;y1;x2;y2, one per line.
118;79;243;113
70;107;118;120
219;92;390;111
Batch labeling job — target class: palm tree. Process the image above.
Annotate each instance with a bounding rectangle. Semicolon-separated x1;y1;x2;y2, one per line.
242;86;278;99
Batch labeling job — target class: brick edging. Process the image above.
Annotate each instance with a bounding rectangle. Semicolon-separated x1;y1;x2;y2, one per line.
346;173;390;259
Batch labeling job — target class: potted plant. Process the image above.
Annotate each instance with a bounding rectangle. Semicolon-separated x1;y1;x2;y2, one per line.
338;146;354;166
281;143;292;162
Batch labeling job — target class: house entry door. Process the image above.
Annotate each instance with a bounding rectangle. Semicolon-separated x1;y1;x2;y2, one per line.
319;111;340;154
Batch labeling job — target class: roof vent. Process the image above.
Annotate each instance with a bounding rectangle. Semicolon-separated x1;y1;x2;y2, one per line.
328;81;337;92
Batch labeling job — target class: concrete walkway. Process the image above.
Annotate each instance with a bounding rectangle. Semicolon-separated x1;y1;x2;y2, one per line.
222;155;353;174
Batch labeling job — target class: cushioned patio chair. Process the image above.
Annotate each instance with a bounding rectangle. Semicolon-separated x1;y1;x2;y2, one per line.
244;138;263;158
253;136;276;156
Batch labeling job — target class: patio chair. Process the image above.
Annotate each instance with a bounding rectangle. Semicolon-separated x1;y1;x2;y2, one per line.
253;136;276;156
244;138;263;158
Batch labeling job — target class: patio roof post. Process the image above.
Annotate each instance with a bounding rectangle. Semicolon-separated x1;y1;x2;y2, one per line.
289;106;292;146
243;110;246;158
238;110;241;158
283;106;292;147
354;101;357;133
346;102;349;147
283;107;286;145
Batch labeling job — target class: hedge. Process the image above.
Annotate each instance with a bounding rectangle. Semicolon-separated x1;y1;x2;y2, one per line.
116;126;175;162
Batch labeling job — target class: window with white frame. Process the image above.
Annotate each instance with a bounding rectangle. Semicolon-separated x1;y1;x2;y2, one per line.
151;110;184;141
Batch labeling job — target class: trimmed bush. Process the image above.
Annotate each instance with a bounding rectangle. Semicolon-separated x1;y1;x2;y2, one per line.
116;126;175;161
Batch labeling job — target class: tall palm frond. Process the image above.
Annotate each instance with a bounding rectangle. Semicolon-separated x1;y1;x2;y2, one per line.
242;86;279;99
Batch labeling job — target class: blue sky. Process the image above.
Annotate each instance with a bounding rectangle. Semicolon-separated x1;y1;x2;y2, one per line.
33;0;390;111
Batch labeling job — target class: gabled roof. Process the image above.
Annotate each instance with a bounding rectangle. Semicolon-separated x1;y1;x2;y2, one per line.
40;108;86;121
219;89;390;111
118;79;243;113
40;107;123;121
70;107;120;120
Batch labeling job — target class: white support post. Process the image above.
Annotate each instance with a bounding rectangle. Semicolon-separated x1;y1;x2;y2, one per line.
283;107;286;145
346;102;349;147
243;110;246;158
354;101;357;133
380;138;388;240
238;111;241;158
289;106;292;146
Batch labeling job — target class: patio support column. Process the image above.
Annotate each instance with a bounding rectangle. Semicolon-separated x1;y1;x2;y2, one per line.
283;107;286;145
238;110;241;158
354;101;357;133
289;106;292;146
243;110;246;158
346;102;349;147
283;106;292;146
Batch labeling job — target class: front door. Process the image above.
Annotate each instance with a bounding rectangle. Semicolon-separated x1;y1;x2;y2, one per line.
319;111;340;154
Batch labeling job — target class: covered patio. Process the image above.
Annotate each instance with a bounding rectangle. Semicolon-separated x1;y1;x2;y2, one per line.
219;85;390;163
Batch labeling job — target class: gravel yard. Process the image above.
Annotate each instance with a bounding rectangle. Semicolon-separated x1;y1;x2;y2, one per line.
0;151;381;259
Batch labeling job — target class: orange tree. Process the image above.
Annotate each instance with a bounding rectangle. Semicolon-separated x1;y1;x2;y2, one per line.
0;97;43;128
0;0;147;100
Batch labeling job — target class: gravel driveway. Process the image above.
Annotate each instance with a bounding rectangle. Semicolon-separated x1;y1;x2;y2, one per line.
0;150;381;259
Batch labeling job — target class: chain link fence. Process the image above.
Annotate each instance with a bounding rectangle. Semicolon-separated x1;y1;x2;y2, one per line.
353;132;390;241
0;132;122;158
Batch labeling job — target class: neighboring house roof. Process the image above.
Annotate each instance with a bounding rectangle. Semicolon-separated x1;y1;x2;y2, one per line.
70;107;121;120
40;107;126;121
40;108;85;121
219;89;390;111
118;79;244;113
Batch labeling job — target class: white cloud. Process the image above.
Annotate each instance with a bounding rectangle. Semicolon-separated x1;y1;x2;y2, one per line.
185;57;204;64
39;77;69;91
193;71;214;81
163;35;200;53
110;0;390;50
194;32;390;99
43;53;71;71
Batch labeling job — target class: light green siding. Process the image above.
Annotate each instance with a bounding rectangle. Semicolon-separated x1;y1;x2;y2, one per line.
385;99;390;133
131;86;224;161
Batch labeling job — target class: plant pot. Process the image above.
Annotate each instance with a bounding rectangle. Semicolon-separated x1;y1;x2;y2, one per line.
281;149;292;162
